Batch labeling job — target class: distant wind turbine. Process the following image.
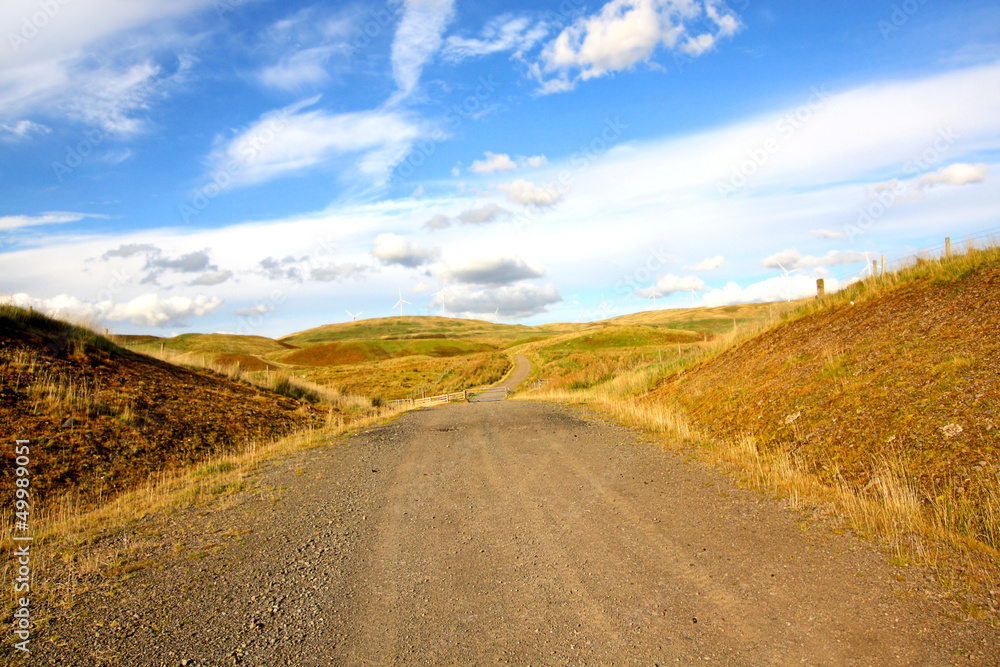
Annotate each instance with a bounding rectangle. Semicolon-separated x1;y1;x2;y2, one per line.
345;309;362;322
648;282;663;309
433;282;452;317
688;288;700;308
775;261;801;302
492;307;500;324
393;288;411;317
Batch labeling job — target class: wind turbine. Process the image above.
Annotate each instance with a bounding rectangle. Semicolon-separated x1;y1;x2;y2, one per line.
432;281;452;317
345;309;362;322
393;288;411;317
491;307;500;324
648;282;663;309
775;262;801;302
688;288;700;308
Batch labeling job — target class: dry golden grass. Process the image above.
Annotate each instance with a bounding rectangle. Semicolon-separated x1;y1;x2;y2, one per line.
134;346;376;414
517;238;1000;618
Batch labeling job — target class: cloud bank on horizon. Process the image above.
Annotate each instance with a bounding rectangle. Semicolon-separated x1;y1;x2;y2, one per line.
1;0;998;336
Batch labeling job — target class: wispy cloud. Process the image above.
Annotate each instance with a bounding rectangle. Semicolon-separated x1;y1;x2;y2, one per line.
0;119;50;141
0;211;104;232
442;15;549;62
0;1;211;133
390;0;456;101
206;97;425;189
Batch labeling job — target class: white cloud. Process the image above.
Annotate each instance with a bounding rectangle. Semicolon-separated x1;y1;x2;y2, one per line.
372;233;436;267
916;162;987;189
760;249;869;271
190;270;233;286
206;97;424;189
469;152;549;174
439;256;545;285
470;152;518;174
107;293;224;327
0;211;102;232
498;179;566;206
433;282;562;318
536;0;741;91
2;291;224;328
689;255;724;271
653;273;706;295
390;0;455;100
442;15;549;61
702;276;843;307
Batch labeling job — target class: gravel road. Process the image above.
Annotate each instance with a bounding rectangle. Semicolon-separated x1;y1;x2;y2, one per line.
24;401;998;665
498;354;531;391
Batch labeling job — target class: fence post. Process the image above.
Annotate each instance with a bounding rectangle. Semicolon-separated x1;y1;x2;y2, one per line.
881;255;886;276
872;260;878;277
945;237;952;258
816;278;825;297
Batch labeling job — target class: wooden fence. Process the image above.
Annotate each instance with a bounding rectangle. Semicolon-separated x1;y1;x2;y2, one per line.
387;386;510;408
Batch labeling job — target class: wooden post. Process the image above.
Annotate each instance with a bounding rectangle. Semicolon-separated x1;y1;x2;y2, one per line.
881;255;886;276
872;260;878;277
816;278;825;297
945;237;952;258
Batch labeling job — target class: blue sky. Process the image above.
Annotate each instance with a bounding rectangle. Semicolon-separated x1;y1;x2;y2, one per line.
1;0;999;337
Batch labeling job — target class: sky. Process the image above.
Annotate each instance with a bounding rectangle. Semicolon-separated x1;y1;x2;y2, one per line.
1;0;998;337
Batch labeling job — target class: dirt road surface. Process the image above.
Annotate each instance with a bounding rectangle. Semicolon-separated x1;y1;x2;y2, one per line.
498;354;531;391
26;401;998;665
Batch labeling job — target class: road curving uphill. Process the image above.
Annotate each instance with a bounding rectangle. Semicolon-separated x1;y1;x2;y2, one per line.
23;400;998;665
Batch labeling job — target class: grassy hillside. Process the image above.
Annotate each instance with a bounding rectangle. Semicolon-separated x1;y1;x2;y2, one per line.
0;306;335;512
519;242;1000;616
